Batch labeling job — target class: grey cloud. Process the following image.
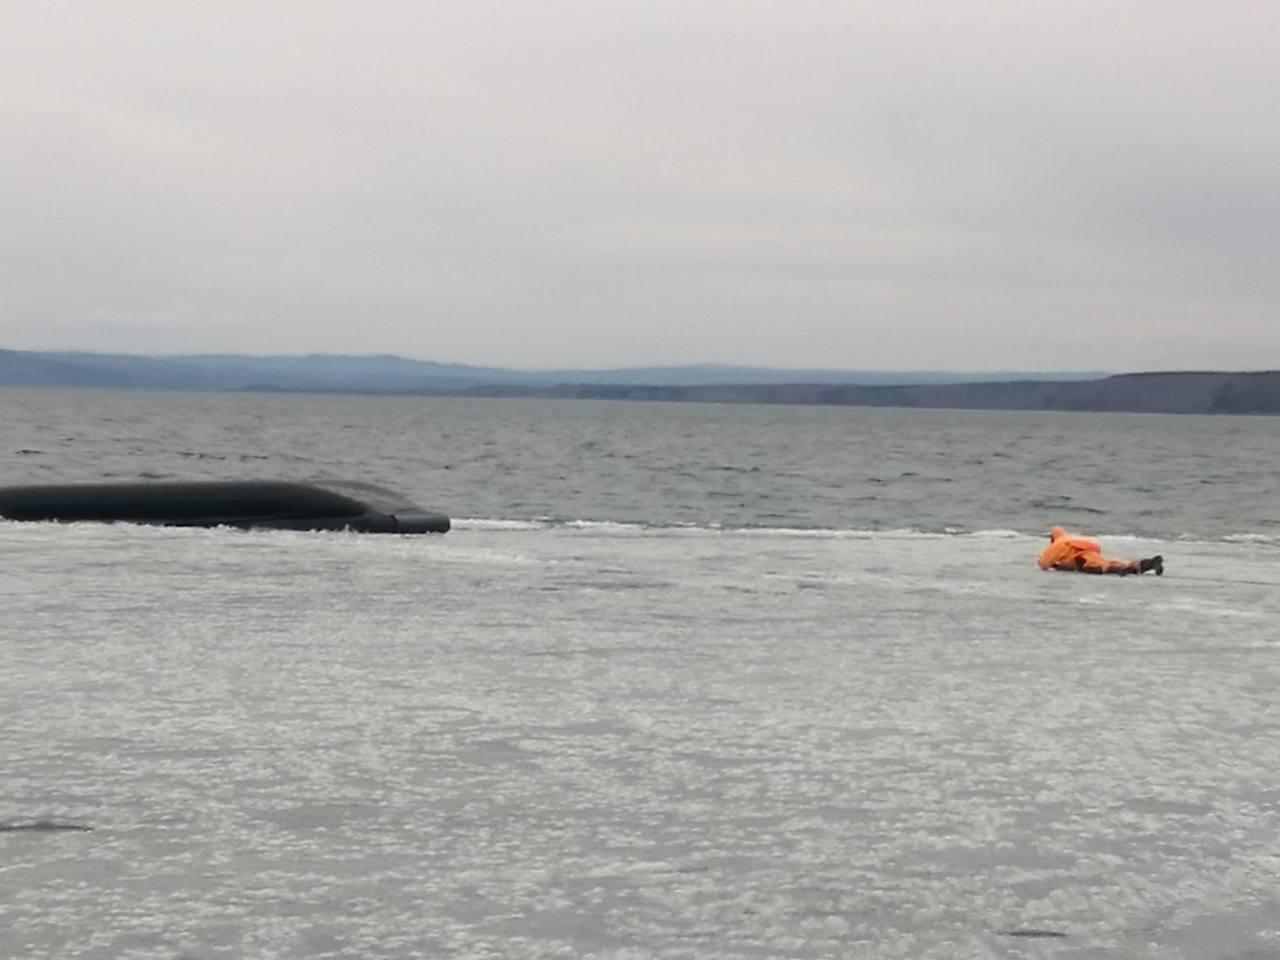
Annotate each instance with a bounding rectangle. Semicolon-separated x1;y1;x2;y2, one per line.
2;0;1277;369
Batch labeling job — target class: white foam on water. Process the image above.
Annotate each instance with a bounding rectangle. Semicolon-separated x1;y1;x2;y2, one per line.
454;517;552;531
1220;532;1280;545
451;519;1259;549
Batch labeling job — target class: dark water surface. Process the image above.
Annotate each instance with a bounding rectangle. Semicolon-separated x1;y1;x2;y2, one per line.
2;387;1278;538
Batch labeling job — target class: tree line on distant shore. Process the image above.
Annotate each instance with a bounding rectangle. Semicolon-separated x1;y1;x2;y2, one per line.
497;371;1280;415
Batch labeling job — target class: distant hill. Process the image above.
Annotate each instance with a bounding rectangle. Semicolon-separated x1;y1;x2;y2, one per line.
0;349;1106;392
0;349;145;388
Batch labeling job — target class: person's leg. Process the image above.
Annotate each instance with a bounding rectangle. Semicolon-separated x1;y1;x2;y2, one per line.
1077;552;1139;575
1104;559;1141;575
1097;556;1162;575
1070;551;1162;576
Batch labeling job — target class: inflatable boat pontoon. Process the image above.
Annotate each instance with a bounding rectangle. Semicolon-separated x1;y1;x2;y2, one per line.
0;479;450;534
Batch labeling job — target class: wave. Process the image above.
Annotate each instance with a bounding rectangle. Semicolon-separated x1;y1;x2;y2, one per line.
456;518;1048;541
451;518;551;531
6;516;1276;548
1217;533;1280;546
451;517;1280;546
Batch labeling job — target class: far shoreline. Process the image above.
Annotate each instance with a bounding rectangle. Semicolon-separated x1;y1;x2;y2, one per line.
4;369;1279;416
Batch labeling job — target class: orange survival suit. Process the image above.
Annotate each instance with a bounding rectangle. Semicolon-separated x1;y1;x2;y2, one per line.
1038;527;1139;575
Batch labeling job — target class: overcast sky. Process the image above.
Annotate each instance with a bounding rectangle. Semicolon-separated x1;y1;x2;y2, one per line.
2;1;1277;371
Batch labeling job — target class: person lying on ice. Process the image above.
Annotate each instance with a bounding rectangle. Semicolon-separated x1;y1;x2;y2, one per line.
1038;527;1163;576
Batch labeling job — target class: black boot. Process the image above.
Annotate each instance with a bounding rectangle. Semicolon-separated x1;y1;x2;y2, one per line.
1139;555;1164;576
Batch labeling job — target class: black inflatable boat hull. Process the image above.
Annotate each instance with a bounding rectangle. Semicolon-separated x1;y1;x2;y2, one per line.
0;480;450;534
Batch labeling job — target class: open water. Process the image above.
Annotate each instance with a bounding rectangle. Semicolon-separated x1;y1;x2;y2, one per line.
2;388;1279;959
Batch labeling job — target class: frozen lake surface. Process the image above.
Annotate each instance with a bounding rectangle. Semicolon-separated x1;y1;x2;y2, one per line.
2;390;1279;957
4;521;1279;959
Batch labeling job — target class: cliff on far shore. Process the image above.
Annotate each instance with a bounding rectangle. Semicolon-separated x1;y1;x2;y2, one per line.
494;371;1280;415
